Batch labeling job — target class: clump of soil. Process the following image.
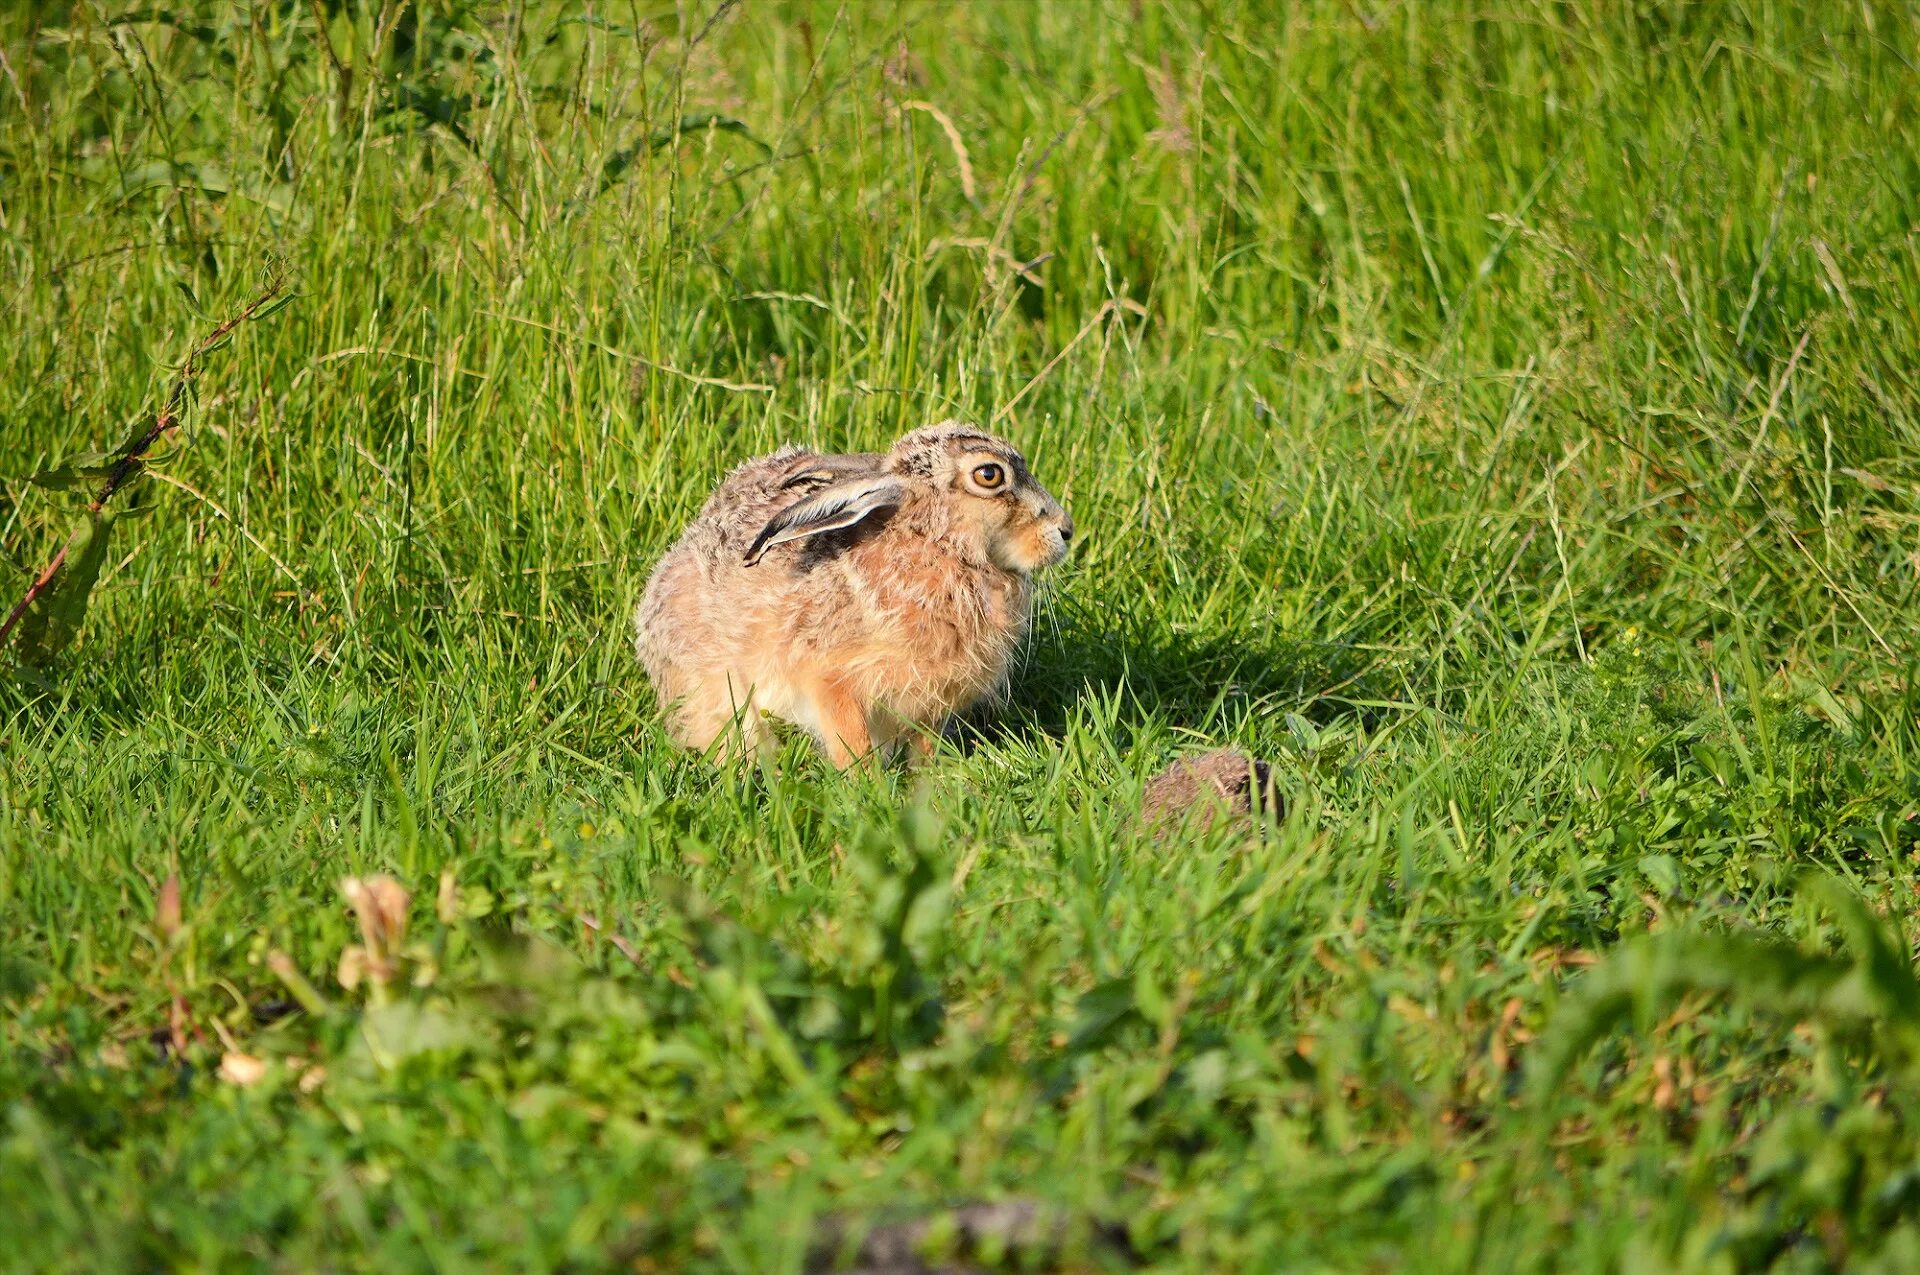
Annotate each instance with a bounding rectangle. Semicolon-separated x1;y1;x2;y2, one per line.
1140;747;1280;832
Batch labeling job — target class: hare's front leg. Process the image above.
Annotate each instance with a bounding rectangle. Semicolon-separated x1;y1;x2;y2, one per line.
805;676;876;768
675;674;776;763
906;726;940;764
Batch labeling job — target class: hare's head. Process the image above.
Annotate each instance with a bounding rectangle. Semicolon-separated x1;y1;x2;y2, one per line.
884;422;1072;573
743;421;1072;574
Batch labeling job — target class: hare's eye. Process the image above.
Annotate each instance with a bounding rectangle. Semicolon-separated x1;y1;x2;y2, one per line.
971;462;1006;491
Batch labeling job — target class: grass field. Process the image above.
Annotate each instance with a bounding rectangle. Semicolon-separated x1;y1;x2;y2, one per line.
3;1;1919;1269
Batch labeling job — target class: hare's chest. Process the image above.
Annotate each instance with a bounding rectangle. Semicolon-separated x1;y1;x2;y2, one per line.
867;573;1019;707
884;567;1014;644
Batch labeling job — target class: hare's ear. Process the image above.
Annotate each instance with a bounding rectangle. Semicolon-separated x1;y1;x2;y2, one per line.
778;452;885;493
745;476;905;565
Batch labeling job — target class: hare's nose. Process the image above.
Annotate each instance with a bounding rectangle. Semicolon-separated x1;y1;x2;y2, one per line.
1059;517;1075;543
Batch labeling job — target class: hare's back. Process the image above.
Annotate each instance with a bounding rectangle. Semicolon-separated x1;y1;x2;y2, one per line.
638;444;883;666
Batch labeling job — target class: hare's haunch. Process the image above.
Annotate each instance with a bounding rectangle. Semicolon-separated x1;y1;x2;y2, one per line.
634;422;1072;766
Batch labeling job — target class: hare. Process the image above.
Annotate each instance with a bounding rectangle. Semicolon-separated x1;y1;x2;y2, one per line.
634;421;1073;766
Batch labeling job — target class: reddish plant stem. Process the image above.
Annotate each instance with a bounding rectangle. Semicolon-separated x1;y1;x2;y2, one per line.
0;278;286;655
0;545;74;647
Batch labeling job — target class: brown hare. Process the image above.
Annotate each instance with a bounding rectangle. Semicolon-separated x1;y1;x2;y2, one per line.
634;421;1072;766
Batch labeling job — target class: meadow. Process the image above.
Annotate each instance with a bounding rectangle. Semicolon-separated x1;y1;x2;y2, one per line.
3;1;1919;1269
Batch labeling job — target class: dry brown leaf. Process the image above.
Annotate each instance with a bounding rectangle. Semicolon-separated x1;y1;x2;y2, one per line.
219;1052;268;1087
156;873;181;942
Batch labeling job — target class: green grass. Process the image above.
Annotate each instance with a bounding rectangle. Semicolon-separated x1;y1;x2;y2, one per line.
3;0;1919;1269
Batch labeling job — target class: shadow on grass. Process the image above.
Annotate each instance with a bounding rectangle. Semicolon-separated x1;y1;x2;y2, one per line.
963;619;1390;753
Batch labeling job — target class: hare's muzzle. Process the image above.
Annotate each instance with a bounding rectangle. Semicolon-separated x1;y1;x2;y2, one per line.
1033;496;1072;568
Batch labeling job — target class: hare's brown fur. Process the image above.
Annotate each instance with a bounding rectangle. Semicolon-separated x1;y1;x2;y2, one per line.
634;422;1072;766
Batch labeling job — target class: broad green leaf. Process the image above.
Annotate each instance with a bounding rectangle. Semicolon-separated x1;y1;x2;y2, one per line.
597;114;769;195
383;82;480;152
14;511;116;667
250;291;299;321
352;1001;492;1070
24;451;118;491
1066;977;1139;1053
1531;929;1855;1101
112;418;160;455
1533;874;1920;1103
1799;873;1920;1020
98;9;221;43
